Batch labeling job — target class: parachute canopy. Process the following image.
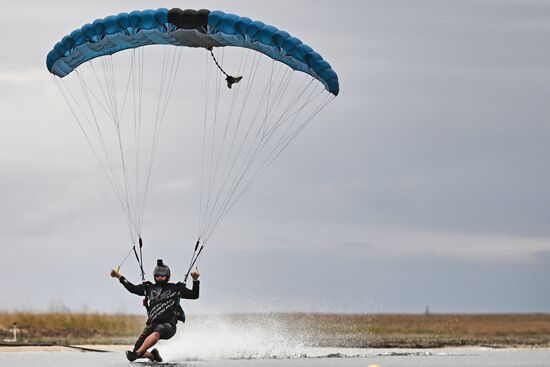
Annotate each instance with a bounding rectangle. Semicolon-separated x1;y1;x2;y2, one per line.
46;8;339;95
46;8;338;279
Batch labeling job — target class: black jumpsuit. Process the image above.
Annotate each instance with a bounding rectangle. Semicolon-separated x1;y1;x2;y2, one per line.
119;276;200;351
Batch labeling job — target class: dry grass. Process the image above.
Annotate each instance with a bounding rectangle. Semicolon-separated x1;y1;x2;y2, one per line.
1;312;549;347
266;313;550;347
0;312;145;345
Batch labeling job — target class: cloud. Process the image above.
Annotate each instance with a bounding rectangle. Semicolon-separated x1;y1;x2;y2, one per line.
0;69;50;84
2;0;550;313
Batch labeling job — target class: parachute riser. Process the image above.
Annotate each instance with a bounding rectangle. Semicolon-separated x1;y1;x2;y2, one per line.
184;239;203;284
130;237;146;282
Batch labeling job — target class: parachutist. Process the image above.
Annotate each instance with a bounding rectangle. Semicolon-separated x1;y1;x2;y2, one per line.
111;260;201;362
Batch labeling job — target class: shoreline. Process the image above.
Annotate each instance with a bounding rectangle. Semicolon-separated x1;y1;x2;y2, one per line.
0;344;128;353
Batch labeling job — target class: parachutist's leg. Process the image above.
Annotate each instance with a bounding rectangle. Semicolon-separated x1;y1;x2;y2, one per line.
133;325;153;352
132;334;145;352
135;331;161;359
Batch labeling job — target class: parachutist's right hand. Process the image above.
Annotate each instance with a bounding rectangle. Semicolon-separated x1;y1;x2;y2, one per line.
191;267;200;281
110;269;121;279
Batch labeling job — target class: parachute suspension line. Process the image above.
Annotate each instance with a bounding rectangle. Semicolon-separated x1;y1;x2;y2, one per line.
117;244;135;270
53;77;134;244
114;54;142;241
196;52;336;246
116;53;142;239
200;48;224;236
201;48;248;236
128;48;144;238
198;49;211;239
195;45;249;248
107;49;142;231
73;66;112;120
248;91;335;191
134;47;146;235
193;44;215;278
193;48;252;267
56;46;184;275
228;61;290;176
140;43;167;230
257;77;316;145
130;48;142;238
89;54;145;271
52;76;131;227
130;49;148;282
267;94;334;169
79;56;139;240
199;49;238;240
262;60;276;136
198;51;262;241
101;53;150;246
197;50;257;241
200;54;284;239
211;50;245;192
253;80;324;158
200;58;275;238
139;46;184;234
220;94;334;232
213;49;255;201
53;73;144;274
73;70;138;239
102;55;140;241
203;89;333;245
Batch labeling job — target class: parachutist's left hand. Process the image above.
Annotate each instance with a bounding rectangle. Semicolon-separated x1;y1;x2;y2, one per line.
191;268;200;281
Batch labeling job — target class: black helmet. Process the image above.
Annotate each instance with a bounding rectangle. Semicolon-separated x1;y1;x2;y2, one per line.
154;259;171;283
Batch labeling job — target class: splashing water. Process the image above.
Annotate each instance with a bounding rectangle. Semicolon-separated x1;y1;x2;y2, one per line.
161;314;309;362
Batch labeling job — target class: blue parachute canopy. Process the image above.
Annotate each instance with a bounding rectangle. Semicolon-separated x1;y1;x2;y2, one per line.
46;8;339;95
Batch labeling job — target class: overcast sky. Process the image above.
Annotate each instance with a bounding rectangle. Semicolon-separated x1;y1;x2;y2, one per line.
1;0;550;314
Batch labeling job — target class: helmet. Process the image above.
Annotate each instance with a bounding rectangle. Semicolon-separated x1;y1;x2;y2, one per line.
154;259;171;283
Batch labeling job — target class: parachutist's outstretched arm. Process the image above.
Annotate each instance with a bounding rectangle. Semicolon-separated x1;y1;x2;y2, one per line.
111;269;147;296
179;271;200;299
119;276;147;296
179;280;200;299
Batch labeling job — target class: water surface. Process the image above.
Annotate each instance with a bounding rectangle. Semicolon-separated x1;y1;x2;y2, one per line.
1;347;549;367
